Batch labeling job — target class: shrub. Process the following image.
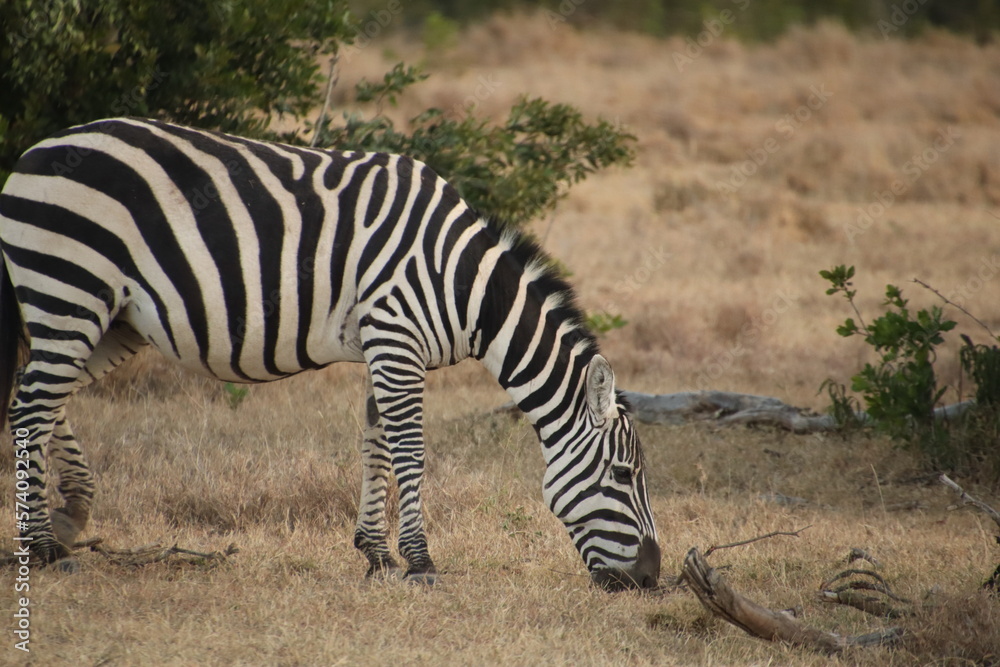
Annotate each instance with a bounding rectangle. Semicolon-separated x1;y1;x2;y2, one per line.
0;0;635;230
822;266;954;439
314;64;635;225
0;0;347;182
822;265;1000;483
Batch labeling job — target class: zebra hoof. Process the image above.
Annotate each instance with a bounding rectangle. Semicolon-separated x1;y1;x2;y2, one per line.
365;564;403;581
403;570;438;586
51;508;84;547
54;557;81;574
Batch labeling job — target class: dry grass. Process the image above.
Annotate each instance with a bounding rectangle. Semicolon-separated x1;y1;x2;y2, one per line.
4;15;1000;666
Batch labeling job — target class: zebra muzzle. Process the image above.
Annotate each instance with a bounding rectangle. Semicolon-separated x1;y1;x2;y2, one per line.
590;536;661;591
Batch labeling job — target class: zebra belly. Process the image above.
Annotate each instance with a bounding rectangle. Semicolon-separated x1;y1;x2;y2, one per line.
117;289;366;383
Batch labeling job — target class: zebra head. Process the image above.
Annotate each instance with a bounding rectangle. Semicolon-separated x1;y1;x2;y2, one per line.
542;354;660;591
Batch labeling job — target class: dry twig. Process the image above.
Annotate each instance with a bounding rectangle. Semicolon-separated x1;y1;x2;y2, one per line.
704;526;811;557
913;278;997;340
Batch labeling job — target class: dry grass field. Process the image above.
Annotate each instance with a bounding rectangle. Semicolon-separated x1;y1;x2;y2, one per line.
4;13;1000;666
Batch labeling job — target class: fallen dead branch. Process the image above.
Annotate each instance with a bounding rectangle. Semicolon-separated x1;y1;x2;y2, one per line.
939;474;1000;531
86;539;239;567
2;537;238;568
819;568;913;619
938;474;1000;590
622;391;836;433
846;547;882;567
621;391;975;433
681;547;905;654
818;588;911;619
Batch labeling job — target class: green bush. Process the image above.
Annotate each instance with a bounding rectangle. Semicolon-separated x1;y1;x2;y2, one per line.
1;0;634;230
315;64;634;225
822;265;954;437
822;265;1000;483
351;0;1000;42
0;0;348;182
961;335;1000;409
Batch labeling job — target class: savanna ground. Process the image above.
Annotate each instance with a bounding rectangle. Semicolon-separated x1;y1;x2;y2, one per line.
4;12;1000;666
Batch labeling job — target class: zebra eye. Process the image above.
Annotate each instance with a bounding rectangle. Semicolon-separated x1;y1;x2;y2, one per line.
610;465;632;485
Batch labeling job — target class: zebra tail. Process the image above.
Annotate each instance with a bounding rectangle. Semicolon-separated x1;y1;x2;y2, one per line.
0;248;25;434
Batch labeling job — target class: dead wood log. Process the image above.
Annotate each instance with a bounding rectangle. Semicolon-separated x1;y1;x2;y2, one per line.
846;547;882;567
620;391;975;433
620;391;838;433
492;390;975;434
680;548;904;653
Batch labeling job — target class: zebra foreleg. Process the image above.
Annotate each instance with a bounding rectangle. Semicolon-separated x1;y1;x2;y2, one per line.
354;374;402;579
363;345;437;584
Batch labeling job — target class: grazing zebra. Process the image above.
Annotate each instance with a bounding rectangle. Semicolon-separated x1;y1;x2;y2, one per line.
0;117;660;589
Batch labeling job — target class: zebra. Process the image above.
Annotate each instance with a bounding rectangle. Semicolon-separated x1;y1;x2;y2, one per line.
0;117;660;589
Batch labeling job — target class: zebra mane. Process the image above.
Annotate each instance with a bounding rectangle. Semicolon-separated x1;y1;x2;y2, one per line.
483;215;599;359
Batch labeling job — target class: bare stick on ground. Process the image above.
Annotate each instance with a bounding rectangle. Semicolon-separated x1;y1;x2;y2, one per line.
939;474;1000;590
939;474;1000;530
681;548;905;654
88;540;240;567
819;568;913;618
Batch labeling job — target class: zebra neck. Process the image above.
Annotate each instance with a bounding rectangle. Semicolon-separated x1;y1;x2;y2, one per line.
478;321;595;451
467;220;598;450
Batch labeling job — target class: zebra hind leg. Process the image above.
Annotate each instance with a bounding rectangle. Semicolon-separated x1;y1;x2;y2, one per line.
353;374;402;579
13;322;144;569
47;416;94;547
48;322;145;548
11;358;85;570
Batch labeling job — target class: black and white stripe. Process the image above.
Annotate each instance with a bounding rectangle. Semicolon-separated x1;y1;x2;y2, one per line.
0;117;659;588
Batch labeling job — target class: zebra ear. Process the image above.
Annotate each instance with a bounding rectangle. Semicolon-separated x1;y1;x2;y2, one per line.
585;354;616;426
